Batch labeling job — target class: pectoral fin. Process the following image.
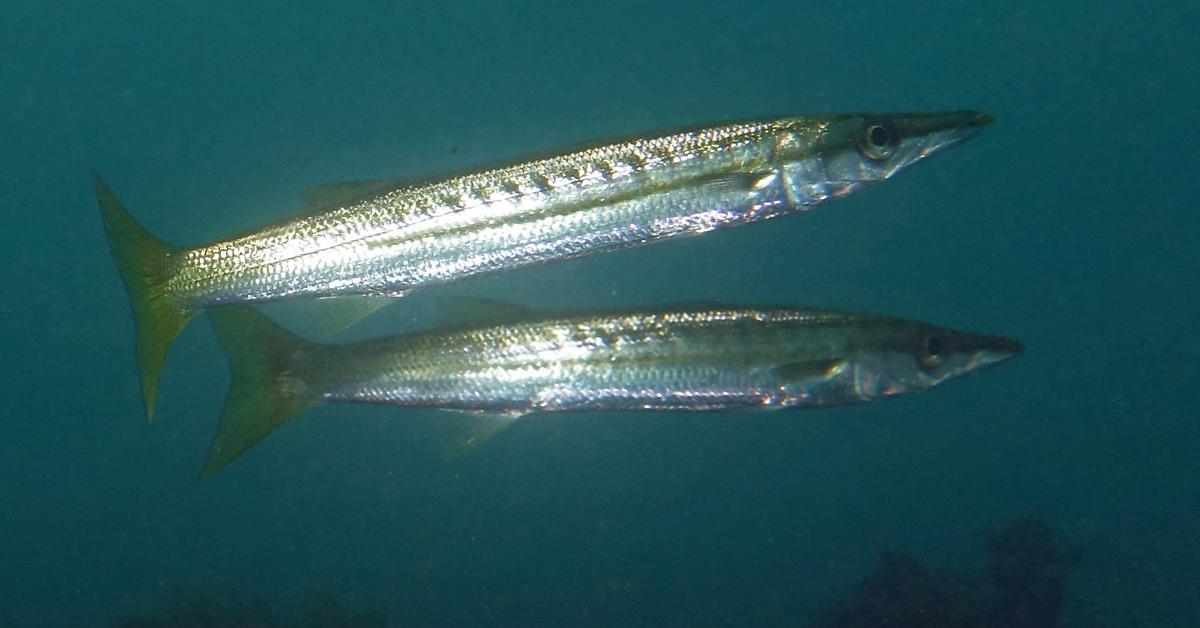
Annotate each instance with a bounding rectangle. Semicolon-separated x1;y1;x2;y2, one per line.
693;171;777;196
771;359;845;382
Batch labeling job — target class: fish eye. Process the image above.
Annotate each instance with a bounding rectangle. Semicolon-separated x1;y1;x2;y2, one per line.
920;334;946;368
860;122;898;162
869;125;891;147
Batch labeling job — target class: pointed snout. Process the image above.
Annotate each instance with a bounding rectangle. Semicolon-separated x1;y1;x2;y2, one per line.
971;333;1023;370
899;110;994;140
883;110;994;171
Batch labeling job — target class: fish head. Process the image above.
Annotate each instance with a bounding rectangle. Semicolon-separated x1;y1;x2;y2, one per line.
777;111;993;204
841;318;1021;401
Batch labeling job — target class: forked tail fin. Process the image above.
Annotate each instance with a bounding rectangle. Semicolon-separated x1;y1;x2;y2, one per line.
93;172;193;421
204;305;321;477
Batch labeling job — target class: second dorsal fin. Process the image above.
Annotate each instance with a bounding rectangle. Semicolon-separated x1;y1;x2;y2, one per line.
301;178;413;212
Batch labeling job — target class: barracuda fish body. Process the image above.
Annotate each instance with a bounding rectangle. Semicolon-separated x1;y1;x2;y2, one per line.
202;302;1020;474
95;111;992;418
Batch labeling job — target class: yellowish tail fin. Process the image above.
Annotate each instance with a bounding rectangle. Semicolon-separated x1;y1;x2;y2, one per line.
204;305;321;476
93;172;192;422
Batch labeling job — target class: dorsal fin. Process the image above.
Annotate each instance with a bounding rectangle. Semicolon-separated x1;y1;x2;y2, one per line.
433;296;543;328
301;178;413;212
656;300;734;311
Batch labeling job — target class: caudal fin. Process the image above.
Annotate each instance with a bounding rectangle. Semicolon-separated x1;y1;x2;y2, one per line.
94;172;192;421
204;305;321;476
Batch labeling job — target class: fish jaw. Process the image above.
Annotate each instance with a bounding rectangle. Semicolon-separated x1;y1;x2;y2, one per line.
884;110;995;176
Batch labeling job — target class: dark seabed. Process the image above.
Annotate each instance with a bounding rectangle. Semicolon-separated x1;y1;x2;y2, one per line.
1;2;1196;626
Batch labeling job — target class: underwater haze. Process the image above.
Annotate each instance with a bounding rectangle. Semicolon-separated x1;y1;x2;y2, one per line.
1;1;1196;626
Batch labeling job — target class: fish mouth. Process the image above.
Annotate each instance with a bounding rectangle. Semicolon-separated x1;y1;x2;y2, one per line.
897;110;994;158
866;110;993;178
900;110;994;139
943;110;994;144
968;333;1023;370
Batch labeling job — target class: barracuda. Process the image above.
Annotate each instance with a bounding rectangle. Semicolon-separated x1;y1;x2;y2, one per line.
201;301;1019;475
95;111;992;419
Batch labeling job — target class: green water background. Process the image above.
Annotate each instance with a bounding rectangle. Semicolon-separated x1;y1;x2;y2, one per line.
0;2;1195;625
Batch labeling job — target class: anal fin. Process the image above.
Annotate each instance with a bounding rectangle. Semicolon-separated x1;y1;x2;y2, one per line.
441;411;522;459
308;296;400;336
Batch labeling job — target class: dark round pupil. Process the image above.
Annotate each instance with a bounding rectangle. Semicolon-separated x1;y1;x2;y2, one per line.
869;125;891;147
926;335;945;357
